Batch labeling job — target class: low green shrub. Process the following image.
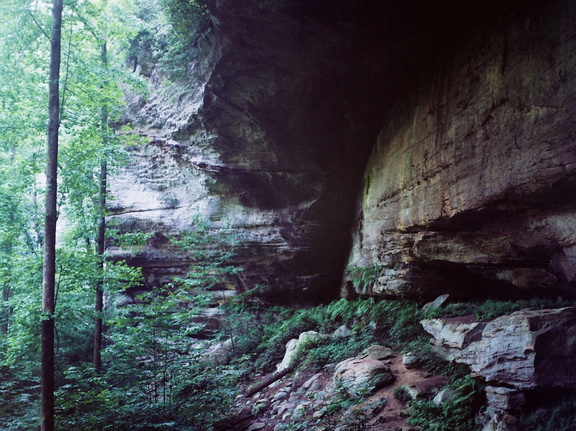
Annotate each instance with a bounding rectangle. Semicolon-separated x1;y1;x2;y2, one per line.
303;334;377;369
393;386;413;404
0;367;40;431
246;299;389;373
345;265;383;290
248;308;320;373
405;374;484;431
433;298;576;321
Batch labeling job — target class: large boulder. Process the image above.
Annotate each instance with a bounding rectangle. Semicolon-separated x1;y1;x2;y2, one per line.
334;353;395;396
422;307;576;390
421;316;485;361
423;307;576;428
276;331;324;372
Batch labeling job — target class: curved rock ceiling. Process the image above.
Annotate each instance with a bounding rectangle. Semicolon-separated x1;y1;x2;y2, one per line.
109;0;576;303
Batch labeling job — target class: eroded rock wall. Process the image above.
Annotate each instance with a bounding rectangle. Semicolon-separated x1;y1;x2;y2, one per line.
346;0;576;299
111;0;576;303
110;0;397;302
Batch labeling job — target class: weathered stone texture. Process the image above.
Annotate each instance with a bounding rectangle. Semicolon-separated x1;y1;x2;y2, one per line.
422;308;576;390
334;355;395;395
110;0;576;302
347;0;576;298
423;307;576;429
110;0;396;301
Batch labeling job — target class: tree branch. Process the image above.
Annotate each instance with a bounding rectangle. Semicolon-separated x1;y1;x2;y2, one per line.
27;11;51;43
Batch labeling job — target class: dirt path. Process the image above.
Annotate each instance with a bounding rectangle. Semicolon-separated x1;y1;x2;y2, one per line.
366;355;448;430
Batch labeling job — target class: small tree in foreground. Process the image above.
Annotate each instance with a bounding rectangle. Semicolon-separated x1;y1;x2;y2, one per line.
55;216;243;430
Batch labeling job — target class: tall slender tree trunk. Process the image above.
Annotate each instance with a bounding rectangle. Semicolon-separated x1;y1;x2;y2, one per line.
42;1;63;430
1;265;10;335
1;147;16;336
93;159;106;374
93;41;108;374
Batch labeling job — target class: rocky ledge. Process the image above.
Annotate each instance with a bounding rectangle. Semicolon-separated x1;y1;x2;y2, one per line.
422;307;576;430
345;0;576;300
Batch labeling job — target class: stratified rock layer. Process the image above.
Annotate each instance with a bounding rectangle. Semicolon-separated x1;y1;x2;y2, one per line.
423;307;576;429
346;0;576;299
111;0;576;302
111;0;399;301
422;308;576;390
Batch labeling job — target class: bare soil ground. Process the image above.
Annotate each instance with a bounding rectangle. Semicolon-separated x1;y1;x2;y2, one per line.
366;355;447;430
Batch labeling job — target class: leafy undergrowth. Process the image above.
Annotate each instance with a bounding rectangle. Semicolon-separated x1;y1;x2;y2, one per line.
427;297;576;321
5;294;575;430
226;297;454;378
218;296;576;431
404;374;484;431
0;367;40;431
215;298;484;430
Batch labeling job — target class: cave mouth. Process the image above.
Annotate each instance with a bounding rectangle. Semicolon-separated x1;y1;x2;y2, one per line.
117;0;572;303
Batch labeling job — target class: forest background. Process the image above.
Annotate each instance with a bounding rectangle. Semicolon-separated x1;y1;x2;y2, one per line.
0;0;242;429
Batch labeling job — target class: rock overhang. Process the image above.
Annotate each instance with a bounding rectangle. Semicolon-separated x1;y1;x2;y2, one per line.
112;0;576;303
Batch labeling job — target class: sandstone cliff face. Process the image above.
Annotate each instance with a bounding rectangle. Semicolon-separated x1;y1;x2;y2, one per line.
110;0;396;302
111;0;576;302
346;0;576;299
